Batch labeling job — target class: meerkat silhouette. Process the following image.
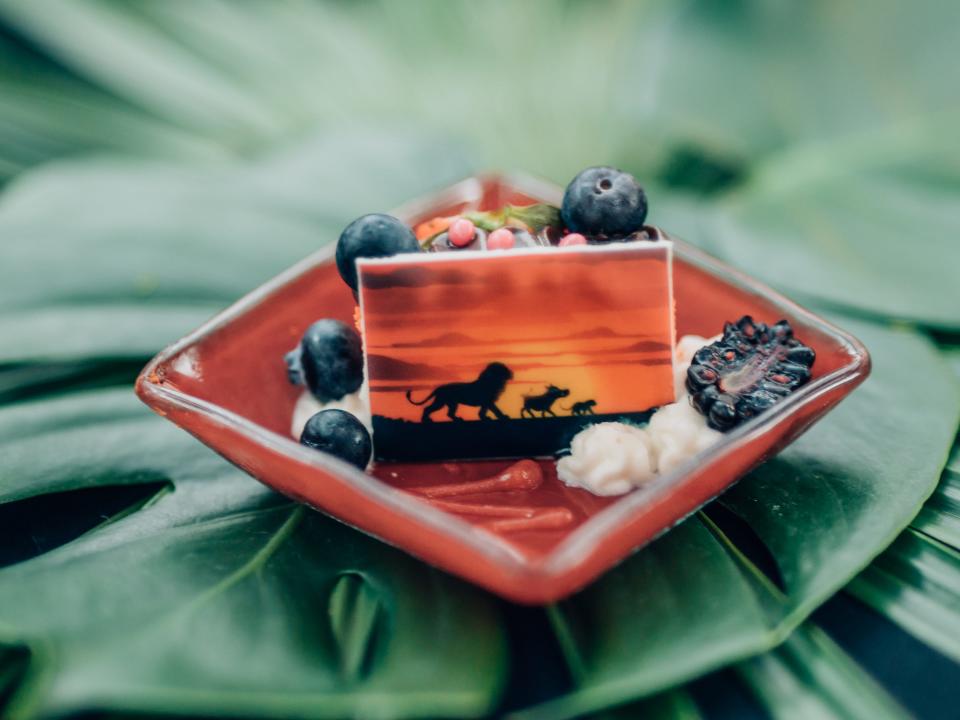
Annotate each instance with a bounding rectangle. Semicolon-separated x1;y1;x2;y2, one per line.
563;399;597;416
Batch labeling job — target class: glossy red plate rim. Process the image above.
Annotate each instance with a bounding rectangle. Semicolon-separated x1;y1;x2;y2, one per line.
137;173;870;592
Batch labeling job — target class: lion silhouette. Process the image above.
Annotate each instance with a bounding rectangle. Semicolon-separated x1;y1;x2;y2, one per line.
563;399;597;416
521;384;570;418
406;362;513;422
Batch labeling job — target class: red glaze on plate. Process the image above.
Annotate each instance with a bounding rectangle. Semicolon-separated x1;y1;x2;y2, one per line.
136;174;870;604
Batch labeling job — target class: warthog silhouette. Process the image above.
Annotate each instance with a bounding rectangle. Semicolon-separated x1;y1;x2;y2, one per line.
521;385;570;418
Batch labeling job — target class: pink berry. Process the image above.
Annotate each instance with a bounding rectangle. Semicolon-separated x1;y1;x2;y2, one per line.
559;233;587;246
448;218;476;247
487;228;516;250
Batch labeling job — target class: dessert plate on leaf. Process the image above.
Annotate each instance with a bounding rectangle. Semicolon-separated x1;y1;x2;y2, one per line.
136;173;869;604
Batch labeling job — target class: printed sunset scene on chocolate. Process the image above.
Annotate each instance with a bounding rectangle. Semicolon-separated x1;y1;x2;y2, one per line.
357;243;676;460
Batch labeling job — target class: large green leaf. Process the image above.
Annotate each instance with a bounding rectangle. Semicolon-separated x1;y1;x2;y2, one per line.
0;0;286;144
0;130;472;367
0;389;507;719
2;1;957;331
0;0;659;179
0;388;220;503
0;360;144;404
517;319;958;718
735;623;908;720
1;2;959;716
0;30;216;183
634;1;959;159
706;128;960;331
622;1;960;329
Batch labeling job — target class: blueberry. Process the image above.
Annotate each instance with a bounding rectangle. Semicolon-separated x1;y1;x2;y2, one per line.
335;213;419;292
297;319;364;402
685;316;816;432
561;166;648;236
300;409;371;470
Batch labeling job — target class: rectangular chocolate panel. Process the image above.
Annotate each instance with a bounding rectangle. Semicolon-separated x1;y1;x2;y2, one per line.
357;241;676;461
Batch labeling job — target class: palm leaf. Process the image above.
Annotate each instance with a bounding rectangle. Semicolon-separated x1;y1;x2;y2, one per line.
735;624;909;720
847;530;960;665
910;423;960;549
837;346;960;664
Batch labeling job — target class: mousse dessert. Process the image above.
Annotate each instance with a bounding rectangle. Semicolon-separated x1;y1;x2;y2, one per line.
283;166;815;501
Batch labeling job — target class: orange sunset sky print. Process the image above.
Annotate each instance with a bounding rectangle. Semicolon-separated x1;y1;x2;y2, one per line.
358;244;676;423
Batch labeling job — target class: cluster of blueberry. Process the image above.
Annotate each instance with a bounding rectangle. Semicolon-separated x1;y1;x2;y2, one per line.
285;319;369;468
287;210;419;467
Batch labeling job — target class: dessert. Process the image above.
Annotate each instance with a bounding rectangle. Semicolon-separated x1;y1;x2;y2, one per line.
285;166;816;498
129;156;869;604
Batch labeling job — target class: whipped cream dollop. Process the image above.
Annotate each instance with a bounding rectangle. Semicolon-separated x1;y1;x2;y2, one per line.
290;381;372;440
557;334;723;496
556;422;657;496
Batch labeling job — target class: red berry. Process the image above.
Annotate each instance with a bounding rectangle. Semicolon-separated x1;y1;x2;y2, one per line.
487;228;516;250
559;233;587;246
448;218;476;247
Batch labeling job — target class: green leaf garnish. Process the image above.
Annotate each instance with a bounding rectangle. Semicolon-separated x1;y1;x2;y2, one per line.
459;204;562;234
502;204;562;232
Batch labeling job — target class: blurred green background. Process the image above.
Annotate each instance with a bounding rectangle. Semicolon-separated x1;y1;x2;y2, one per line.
0;1;958;719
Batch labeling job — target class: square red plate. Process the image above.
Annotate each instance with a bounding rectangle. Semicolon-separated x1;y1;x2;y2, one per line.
136;174;870;604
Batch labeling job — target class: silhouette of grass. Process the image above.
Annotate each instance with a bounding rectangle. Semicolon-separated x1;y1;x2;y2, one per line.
372;411;654;461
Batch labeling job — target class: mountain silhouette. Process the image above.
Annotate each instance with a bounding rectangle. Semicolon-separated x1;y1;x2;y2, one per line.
564;326;630;339
365;354;448;380
619;339;672;352
378;326;643;351
385;331;485;348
